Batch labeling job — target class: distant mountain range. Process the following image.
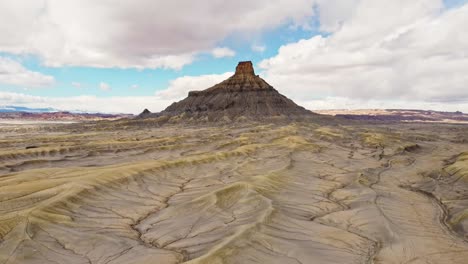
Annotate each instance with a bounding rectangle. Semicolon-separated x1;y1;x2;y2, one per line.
0;106;133;121
2;105;467;124
316;109;468;124
0;106;57;113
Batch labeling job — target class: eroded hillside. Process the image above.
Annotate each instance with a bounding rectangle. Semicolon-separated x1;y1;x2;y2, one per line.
0;122;467;263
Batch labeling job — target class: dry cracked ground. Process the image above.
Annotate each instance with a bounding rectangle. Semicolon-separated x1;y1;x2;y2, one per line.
0;121;467;264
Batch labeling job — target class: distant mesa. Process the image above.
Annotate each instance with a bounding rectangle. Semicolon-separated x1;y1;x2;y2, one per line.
140;61;314;121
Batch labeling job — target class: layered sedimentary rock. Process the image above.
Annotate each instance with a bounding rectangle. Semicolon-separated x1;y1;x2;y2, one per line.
142;61;312;120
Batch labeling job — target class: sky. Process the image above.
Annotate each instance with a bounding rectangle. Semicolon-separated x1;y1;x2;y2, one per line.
0;0;467;114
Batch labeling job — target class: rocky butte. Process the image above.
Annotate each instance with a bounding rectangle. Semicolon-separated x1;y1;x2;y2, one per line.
140;61;314;121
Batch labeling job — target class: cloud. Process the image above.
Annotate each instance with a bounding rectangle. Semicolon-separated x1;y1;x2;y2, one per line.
71;82;81;88
0;57;55;88
251;44;266;53
0;0;316;69
155;72;233;100
314;0;360;33
0;91;172;114
0;72;233;114
211;47;236;58
0;72;237;114
99;82;111;92
259;0;468;108
130;84;139;89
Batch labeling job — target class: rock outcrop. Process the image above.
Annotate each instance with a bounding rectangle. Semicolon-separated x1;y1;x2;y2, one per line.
139;108;151;117
141;61;314;121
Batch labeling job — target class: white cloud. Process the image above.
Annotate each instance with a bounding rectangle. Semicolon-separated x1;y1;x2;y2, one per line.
0;57;55;88
211;47;236;58
99;82;111;92
314;0;360;33
0;0;316;69
251;44;266;53
260;0;468;108
71;82;81;88
0;72;233;114
130;84;139;89
0;91;171;114
155;72;233;100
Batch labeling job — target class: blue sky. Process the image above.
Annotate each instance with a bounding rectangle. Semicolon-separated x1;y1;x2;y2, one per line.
0;23;315;98
0;0;467;114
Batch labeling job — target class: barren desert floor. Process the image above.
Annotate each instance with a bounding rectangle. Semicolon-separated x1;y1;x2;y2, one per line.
1;121;467;264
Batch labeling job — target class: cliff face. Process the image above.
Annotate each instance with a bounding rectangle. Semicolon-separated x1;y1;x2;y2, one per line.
156;61;313;120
